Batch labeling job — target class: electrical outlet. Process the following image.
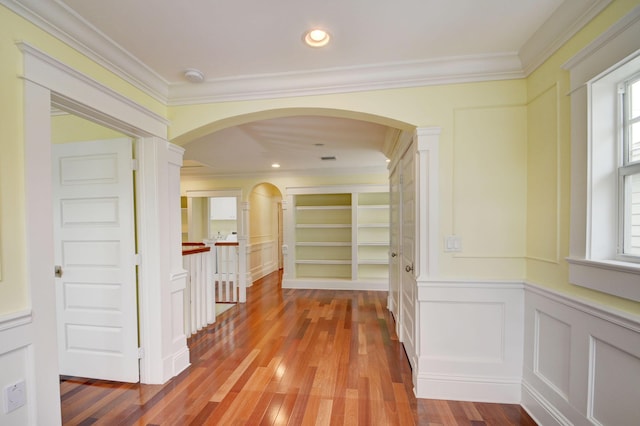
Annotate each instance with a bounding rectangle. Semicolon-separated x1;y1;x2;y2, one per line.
4;380;26;413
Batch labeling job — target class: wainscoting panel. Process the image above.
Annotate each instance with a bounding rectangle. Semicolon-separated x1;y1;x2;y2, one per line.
589;337;640;425
523;283;640;425
168;271;190;379
535;311;571;400
0;311;35;425
415;281;524;403
248;240;278;282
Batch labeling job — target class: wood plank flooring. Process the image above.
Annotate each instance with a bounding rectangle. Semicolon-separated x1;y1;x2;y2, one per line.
60;271;536;425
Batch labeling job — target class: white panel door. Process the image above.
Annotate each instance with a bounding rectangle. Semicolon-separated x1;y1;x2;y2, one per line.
388;166;402;333
400;147;417;365
52;138;139;382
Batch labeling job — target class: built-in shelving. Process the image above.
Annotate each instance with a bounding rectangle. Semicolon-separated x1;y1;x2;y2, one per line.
293;193;352;280
285;186;389;288
355;192;390;280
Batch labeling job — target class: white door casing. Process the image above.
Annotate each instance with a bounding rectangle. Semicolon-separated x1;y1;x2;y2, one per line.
400;145;417;369
52;138;139;382
388;166;402;334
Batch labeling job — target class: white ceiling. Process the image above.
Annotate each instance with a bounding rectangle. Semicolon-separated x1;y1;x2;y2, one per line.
6;0;609;176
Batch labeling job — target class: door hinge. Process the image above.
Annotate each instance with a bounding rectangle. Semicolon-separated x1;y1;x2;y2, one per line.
131;159;139;171
134;253;142;265
138;347;145;359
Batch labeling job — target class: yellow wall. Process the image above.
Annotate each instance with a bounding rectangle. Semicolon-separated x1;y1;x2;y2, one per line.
525;0;640;314
2;0;639;317
249;183;281;245
176;80;529;281
51;113;127;143
0;5;165;315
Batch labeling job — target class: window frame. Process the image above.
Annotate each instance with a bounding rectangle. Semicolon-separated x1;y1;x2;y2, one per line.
619;73;640;260
564;7;640;302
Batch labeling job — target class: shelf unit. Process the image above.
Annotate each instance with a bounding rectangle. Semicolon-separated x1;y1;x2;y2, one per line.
285;185;389;289
356;192;390;281
294;193;352;280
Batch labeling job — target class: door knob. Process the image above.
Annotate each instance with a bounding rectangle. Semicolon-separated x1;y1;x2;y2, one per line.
391;252;397;258
54;265;63;278
405;264;413;273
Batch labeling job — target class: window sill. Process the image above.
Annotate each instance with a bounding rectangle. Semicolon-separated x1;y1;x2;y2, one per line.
567;257;640;302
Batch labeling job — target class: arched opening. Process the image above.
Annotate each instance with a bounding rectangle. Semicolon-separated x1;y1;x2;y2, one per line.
248;182;284;281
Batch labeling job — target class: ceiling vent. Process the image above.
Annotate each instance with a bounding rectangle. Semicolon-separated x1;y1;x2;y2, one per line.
321;156;336;161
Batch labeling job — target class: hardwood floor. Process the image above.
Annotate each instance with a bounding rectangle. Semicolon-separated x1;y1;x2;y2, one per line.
60;271;536;425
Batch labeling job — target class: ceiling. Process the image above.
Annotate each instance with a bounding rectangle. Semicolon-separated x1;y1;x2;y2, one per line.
6;0;609;176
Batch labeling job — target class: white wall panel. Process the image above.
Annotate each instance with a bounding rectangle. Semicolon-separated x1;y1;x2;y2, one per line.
535;311;571;399
424;301;504;363
589;338;640;425
415;281;524;403
523;283;640;425
0;312;35;425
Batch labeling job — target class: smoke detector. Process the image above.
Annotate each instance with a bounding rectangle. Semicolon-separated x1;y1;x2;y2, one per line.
184;69;205;83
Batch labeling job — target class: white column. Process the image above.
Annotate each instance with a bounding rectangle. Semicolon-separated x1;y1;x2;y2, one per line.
137;138;189;384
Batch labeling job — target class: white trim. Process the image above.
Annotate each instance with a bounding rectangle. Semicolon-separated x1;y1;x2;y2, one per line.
562;5;640;81
414;127;441;280
286;184;388;196
415;373;522;403
20;44;184;423
4;0;613;104
0;0;169;102
525;281;640;332
565;8;640;301
16;42;169;137
520;0;612;76
168;53;524;104
282;278;388;291
23;78;61;425
521;381;572;426
0;310;32;332
522;281;640;425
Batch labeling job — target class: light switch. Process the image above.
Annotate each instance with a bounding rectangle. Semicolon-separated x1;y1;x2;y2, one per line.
444;235;462;252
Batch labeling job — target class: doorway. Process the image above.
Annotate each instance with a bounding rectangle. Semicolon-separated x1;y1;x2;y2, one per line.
51;111;140;382
22;45;177;420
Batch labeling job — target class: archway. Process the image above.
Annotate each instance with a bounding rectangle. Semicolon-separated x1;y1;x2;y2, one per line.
248;182;284;282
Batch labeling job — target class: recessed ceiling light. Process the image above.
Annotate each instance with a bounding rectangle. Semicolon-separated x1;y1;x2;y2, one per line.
271;163;281;168
304;28;331;48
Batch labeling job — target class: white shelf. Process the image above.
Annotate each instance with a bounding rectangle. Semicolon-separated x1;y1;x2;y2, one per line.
358;259;389;265
296;205;351;211
296;242;352;247
358;204;389;209
296;224;351;229
289;188;389;282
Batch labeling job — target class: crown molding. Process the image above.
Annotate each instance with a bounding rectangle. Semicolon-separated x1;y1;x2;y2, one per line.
519;0;612;76
3;0;612;105
167;53;524;105
1;0;169;102
180;165;389;180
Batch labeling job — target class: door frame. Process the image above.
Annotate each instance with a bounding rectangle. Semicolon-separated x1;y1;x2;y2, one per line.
21;42;172;421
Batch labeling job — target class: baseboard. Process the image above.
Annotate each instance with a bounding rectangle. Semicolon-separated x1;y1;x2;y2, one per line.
282;278;388;291
415;373;522;403
173;347;190;378
521;380;571;426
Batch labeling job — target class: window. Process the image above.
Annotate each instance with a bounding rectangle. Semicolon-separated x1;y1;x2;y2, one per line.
620;75;640;259
564;8;640;302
